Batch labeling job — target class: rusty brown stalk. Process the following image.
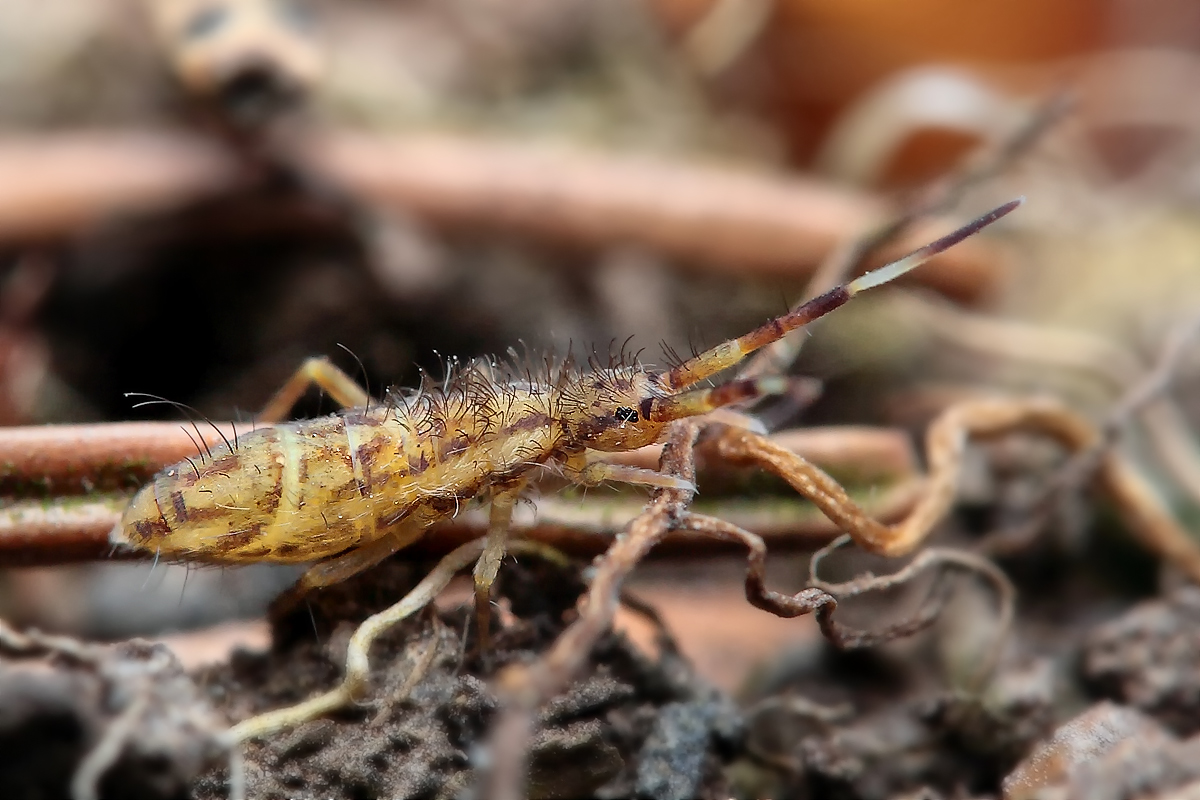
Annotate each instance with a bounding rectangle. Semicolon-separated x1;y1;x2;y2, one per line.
0;131;1008;302
485;420;701;800
0;421;918;566
482;421;939;800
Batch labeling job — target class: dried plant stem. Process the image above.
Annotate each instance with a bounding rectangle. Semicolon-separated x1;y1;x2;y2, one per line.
0;131;1006;301
0;421;238;493
485;420;701;800
809;534;1016;689
0;423;917;566
714;399;1200;581
908;293;1200;512
313;134;1008;301
678;513;947;648
1025;311;1200;515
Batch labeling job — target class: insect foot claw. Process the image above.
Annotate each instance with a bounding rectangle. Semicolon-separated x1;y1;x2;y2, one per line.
657;475;697;492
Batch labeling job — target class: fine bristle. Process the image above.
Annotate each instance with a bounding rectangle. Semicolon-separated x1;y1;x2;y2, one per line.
384;349;644;439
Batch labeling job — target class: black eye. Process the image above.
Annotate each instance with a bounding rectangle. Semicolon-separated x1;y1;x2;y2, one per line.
615;406;638;422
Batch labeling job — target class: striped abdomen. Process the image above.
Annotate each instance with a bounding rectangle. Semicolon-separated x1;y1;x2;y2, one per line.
115;399;562;564
116;410;423;563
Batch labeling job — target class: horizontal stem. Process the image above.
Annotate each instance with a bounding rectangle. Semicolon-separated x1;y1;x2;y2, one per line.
0;131;1007;302
0;421;918;566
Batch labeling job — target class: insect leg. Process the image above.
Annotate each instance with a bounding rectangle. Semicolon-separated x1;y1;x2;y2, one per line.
473;489;519;661
562;451;695;491
274;521;429;612
257;357;371;423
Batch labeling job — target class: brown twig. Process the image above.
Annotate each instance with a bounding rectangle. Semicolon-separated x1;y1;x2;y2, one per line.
0;421;239;495
0;422;919;566
0;484;924;567
0;131;1007;302
713;399;1200;582
484;420;701;800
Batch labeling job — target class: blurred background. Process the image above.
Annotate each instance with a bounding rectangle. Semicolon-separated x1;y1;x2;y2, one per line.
3;0;1200;687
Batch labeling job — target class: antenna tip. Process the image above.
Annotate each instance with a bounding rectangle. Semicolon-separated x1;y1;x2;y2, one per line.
986;196;1025;224
984;197;1025;221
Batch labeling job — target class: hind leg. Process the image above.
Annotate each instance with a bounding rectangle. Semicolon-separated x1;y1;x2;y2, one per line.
272;521;429;614
257;357;370;423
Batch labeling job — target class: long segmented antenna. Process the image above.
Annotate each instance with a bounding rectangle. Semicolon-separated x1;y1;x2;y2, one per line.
653;198;1023;396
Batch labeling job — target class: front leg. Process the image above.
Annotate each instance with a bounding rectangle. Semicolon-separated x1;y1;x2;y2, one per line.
562;451;695;491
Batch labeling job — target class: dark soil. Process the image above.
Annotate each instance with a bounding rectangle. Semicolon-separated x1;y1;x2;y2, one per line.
191;555;742;800
10;532;1200;799
9;522;1200;799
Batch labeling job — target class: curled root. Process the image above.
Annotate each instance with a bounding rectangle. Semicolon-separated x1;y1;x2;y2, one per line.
712;399;1200;582
810;534;1016;690
678;514;946;649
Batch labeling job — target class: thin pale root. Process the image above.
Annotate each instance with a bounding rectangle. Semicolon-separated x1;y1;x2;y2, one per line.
0;620;245;800
228;536;560;743
227;537;487;742
71;693;151;800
